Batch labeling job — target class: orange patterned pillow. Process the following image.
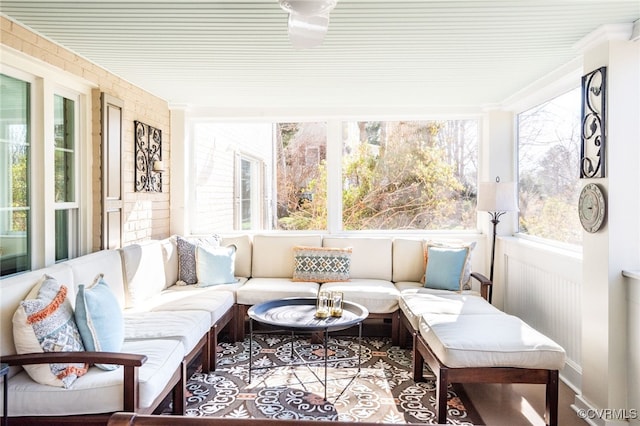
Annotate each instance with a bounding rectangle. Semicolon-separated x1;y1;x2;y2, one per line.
13;275;88;388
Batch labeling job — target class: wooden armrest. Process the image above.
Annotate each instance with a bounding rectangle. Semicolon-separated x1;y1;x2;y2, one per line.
470;272;493;303
1;351;147;367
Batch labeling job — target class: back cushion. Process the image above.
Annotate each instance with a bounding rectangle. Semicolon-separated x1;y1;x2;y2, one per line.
221;234;252;277
66;250;126;309
322;237;392;281
392;238;425;282
252;234;322;278
120;241;167;309
160;238;179;289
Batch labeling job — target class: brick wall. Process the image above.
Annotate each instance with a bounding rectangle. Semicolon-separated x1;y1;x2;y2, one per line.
1;17;171;251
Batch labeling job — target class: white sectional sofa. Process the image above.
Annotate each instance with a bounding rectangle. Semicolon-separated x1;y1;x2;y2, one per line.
7;232;567;426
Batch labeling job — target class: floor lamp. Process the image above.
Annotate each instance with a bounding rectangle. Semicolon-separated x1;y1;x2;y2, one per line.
477;177;518;303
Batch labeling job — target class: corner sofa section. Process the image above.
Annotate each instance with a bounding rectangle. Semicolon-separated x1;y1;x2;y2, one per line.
0;238;236;424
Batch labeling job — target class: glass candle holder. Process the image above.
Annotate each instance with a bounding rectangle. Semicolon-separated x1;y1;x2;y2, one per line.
316;291;330;318
330;291;343;317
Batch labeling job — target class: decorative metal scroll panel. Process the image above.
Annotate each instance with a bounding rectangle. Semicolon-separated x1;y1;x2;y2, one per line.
580;66;606;179
134;120;162;192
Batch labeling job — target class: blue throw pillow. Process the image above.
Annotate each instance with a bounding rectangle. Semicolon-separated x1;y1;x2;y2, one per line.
424;246;470;291
75;274;125;371
196;244;237;287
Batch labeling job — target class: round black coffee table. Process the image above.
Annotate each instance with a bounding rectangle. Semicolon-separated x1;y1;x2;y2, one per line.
247;297;369;401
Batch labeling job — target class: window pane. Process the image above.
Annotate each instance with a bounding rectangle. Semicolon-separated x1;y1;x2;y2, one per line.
241;158;252;230
54;95;75;202
55;209;69;261
517;88;582;245
0;74;31;276
275;122;327;230
341;120;478;230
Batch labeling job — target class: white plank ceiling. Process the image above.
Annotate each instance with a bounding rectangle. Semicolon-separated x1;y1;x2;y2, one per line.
2;0;639;112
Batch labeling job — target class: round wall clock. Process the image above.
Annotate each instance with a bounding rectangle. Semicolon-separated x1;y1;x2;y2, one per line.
578;183;606;233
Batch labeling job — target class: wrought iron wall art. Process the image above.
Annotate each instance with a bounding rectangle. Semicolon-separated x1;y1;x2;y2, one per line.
580;66;606;179
134;121;163;192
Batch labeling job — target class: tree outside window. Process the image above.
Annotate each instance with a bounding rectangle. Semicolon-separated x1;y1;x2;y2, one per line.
276;120;478;231
517;88;582;245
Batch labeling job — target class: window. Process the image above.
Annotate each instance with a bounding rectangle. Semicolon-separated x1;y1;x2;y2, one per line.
341;120;478;230
191;120;478;233
275;122;327;230
53;94;79;261
0;74;30;275
517;88;582;245
236;155;263;230
0;66;87;277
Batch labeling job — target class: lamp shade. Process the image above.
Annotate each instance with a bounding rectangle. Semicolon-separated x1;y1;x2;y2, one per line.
477;179;519;212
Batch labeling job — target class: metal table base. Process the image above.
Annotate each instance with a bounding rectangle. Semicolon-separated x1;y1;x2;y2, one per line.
248;319;364;402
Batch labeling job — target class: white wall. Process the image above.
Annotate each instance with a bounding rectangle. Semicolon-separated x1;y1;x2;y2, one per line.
574;27;640;425
188;122;274;233
491;24;640;424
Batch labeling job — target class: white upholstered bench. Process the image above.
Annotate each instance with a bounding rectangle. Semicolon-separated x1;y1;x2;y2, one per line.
413;312;566;425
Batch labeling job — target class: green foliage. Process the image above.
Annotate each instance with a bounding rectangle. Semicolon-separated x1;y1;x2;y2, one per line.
278;121;476;231
519;196;581;245
341;137;465;230
11;145;29;231
278;162;328;230
278;123;298;149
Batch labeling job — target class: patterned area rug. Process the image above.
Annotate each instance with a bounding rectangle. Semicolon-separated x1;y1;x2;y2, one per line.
182;334;483;424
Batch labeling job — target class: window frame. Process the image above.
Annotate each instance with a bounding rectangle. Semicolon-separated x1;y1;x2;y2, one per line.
1;48;94;273
52;87;82;261
512;73;583;251
234;152;264;231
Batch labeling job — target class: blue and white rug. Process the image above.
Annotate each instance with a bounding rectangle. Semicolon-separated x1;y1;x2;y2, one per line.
181;334;482;424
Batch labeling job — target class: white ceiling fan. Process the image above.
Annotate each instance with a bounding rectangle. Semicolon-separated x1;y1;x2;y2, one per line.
279;0;338;49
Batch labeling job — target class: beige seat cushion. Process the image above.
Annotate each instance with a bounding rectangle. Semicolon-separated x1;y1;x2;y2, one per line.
396;282;481;297
124;310;211;354
399;291;500;330
419;313;566;369
148;290;235;326
162;278;247;303
320;279;399;314
236;277;319;305
4;338;184;416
